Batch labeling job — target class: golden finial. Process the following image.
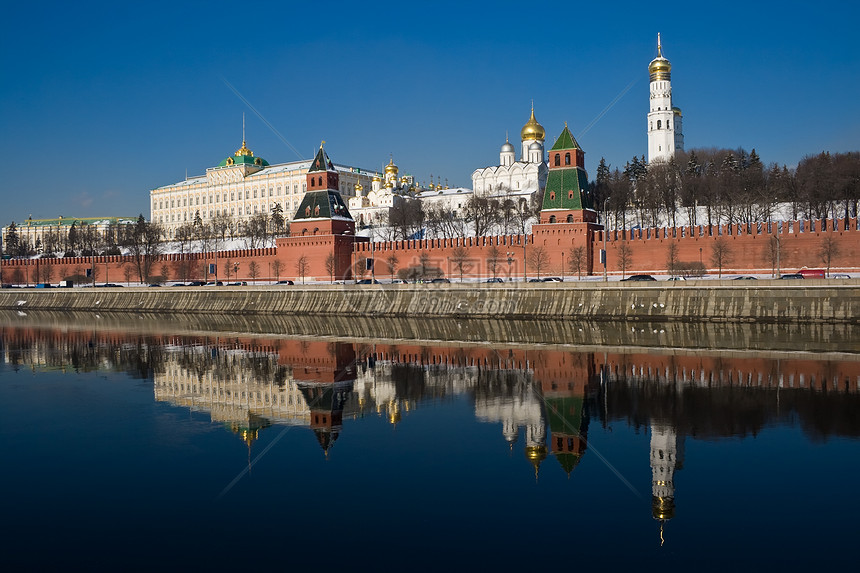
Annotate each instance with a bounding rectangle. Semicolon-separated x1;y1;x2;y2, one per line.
320;140;326;148
657;33;663;57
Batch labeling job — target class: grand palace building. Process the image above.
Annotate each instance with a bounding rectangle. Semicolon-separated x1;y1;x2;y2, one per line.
149;138;381;238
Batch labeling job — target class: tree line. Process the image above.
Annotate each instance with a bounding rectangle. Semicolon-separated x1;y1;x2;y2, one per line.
590;149;860;230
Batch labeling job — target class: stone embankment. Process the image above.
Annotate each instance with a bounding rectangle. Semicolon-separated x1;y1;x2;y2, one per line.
1;280;859;323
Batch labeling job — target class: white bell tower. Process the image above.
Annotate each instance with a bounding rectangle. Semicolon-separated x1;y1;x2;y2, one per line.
647;34;683;164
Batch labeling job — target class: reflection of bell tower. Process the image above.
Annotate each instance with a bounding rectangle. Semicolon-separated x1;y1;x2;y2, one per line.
650;422;685;542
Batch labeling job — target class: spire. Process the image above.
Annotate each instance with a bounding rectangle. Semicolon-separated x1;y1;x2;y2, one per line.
657;33;662;57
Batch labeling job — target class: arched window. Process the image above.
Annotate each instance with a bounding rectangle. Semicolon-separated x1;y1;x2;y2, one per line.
310;178;315;187
318;176;323;187
566;214;573;223
554;154;561;166
305;206;311;217
314;205;320;216
549;191;556;201
657;120;662;129
565;153;571;165
549;215;556;223
568;191;574;199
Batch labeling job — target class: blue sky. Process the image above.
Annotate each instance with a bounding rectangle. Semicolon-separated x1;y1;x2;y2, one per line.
1;0;858;222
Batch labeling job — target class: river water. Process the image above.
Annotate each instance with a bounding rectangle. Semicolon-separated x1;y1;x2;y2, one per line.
1;312;858;570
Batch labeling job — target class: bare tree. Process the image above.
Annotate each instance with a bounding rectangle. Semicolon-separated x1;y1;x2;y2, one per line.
295;254;309;284
122;215;164;283
355;257;368;280
711;237;733;278
764;235;781;277
223;260;233;282
123;265;134;286
486;245;502;279
528;246;550;279
616;242;633;278
666;241;679;276
248;261;260;284
819;234;840;277
567;246;587;279
450;246;470;282
324;252;337;283
271;259;283;282
386;253;399;281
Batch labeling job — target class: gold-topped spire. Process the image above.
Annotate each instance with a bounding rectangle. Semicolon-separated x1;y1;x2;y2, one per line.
649;33;672;81
234;140;254;157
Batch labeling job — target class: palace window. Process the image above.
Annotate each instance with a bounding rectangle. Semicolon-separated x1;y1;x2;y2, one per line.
269;188;273;197
310;178;314;188
245;190;250;199
254;189;257;198
318;176;323;187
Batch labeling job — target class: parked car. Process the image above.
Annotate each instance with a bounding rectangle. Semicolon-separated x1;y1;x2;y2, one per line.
148;283;162;287
430;278;450;283
528;278;543;283
732;276;757;280
356;279;380;284
187;281;206;286
780;273;804;279
171;283;186;287
667;276;687;281
543;277;563;282
275;280;294;285
205;281;224;286
227;281;247;286
831;274;851;279
390;279;406;284
621;274;657;282
486;277;504;283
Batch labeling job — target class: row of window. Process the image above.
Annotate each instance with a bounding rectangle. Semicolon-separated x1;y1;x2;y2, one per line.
650;120;672;130
156;202;303;224
156;179;360;211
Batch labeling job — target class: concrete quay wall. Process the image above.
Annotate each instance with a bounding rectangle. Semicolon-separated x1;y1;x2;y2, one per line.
1;280;859;323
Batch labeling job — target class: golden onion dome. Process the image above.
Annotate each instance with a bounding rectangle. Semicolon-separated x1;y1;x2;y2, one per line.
372;175;381;182
649;56;671;81
384;158;398;174
520;107;545;141
355;182;363;192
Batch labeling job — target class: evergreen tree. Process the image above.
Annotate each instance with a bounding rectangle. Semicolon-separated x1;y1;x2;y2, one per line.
4;221;20;256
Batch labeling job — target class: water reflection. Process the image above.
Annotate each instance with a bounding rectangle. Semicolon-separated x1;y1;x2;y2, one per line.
4;320;858;500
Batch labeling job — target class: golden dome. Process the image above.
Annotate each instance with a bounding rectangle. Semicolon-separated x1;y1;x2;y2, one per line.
384;158;398;174
521;107;545;141
355;182;363;192
234;140;254;157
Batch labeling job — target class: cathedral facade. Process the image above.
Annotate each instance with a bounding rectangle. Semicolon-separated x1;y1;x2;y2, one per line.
471;107;548;197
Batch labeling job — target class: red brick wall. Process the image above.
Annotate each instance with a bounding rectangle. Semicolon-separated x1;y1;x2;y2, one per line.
4;217;858;285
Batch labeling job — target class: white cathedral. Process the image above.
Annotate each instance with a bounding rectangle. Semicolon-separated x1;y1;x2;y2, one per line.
471;107;548;197
647;34;684;164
